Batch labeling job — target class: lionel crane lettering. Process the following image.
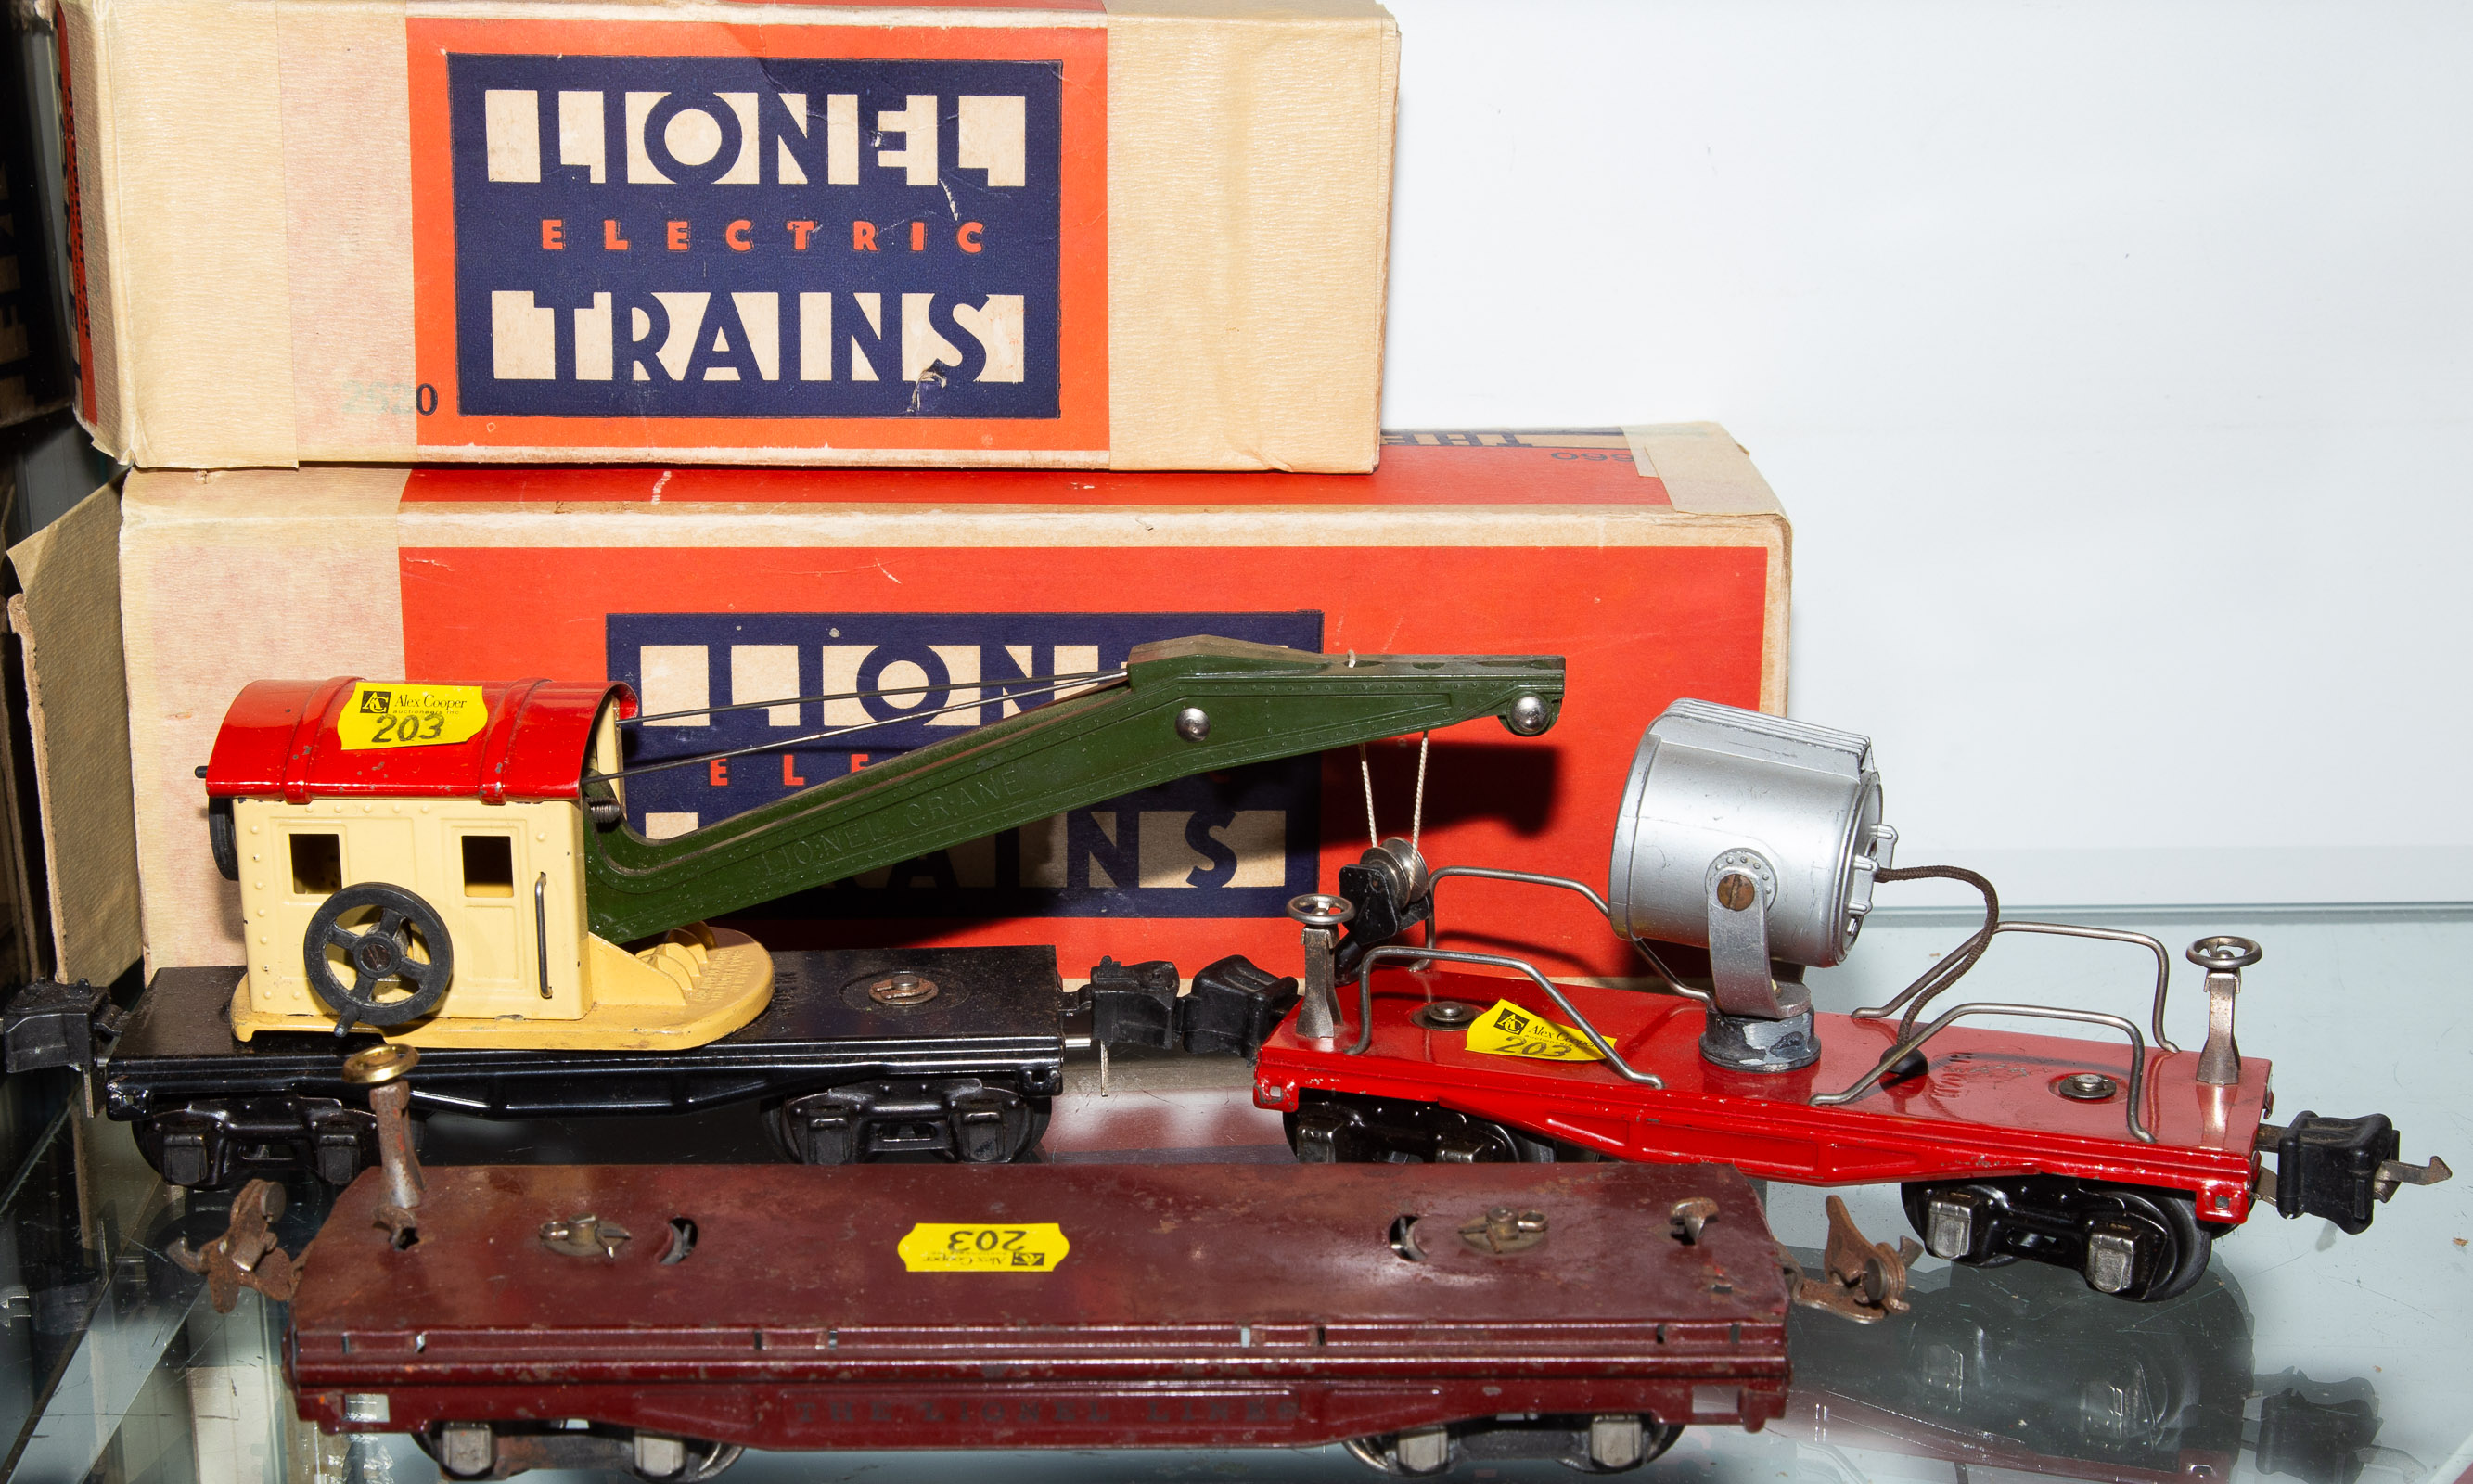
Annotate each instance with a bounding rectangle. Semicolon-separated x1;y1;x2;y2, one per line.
451;55;1061;419
608;612;1326;920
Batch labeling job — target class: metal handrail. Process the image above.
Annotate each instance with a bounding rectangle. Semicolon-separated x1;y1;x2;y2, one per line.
532;873;552;1001
1852;920;2180;1054
1425;866;1711;1004
1813;1000;2155;1143
1427;867;1608;947
1345;944;1663;1088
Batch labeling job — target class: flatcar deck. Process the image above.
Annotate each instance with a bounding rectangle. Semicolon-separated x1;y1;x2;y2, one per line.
103;947;1069;1186
289;1159;1788;1465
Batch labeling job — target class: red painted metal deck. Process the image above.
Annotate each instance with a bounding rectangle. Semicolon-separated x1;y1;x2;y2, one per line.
1254;968;2266;1222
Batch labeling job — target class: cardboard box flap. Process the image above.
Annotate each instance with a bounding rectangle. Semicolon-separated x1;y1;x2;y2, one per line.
120;467;410;973
7;484;143;987
1625;424;1784;516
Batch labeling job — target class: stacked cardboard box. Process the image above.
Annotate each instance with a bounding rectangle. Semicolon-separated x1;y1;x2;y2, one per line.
57;0;1399;471
118;426;1787;981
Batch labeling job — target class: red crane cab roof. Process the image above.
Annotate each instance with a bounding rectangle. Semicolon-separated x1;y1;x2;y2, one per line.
204;678;638;804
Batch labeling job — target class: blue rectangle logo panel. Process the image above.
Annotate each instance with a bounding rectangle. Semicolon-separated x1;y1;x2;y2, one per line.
447;54;1062;420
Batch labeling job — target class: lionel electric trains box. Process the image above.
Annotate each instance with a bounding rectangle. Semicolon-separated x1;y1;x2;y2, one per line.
120;426;1787;981
55;0;1395;471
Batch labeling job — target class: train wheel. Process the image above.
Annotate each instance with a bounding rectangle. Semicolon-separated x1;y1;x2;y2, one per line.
1900;1181;2021;1270
416;1422;740;1480
763;1081;1044;1166
2118;1187;2216;1303
1342;1426;1453;1476
1563;1416;1684;1473
1343;1415;1682;1476
1903;1176;2218;1302
1288;1092;1551;1165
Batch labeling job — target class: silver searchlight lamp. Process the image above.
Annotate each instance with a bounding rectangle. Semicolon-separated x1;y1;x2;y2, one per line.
1608;700;1899;1071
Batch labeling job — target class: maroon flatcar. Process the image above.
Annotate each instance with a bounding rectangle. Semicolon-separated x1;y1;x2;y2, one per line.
288;1159;1789;1477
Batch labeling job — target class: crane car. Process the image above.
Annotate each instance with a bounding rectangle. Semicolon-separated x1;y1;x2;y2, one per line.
96;637;1564;1188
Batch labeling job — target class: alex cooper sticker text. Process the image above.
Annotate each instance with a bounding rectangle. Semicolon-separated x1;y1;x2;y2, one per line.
335;684;490;751
447;54;1062;421
1463;1000;1606;1062
896;1223;1070;1273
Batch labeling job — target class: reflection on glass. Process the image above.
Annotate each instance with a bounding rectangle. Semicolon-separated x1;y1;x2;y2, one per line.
1784;1246;2403;1484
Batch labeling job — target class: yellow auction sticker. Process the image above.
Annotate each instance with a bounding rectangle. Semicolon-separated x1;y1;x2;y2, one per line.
335;684;490;751
896;1223;1070;1273
1463;999;1606;1062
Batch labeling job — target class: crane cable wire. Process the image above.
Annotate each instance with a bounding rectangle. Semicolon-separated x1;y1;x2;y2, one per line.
621;666;1125;728
584;670;1128;784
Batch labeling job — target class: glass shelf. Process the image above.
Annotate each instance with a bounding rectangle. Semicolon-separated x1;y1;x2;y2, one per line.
7;903;2466;1484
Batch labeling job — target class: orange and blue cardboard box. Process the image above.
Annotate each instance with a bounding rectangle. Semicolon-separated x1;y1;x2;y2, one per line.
120;426;1787;984
57;0;1395;471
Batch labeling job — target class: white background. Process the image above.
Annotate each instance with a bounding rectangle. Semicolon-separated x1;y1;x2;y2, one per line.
1377;0;2472;905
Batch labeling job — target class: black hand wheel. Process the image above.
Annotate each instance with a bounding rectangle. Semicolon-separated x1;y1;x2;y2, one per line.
304;883;455;1030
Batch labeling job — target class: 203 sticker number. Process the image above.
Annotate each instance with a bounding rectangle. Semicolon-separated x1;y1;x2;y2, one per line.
1493;1035;1588;1058
896;1221;1070;1272
947;1228;1047;1266
365;712;448;745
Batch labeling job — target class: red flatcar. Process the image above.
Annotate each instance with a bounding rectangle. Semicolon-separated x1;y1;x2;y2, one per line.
1251;700;2445;1302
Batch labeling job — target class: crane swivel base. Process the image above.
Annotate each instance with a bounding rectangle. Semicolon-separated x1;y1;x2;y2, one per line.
229;924;775;1052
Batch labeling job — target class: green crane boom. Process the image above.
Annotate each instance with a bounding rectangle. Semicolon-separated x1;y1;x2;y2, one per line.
581;636;1565;944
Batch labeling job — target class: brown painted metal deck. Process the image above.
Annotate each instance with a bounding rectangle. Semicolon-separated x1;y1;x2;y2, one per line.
289;1160;1789;1452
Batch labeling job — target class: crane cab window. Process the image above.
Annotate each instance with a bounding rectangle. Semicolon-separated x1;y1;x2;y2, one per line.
289;834;342;896
461;836;516;898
